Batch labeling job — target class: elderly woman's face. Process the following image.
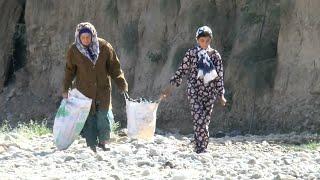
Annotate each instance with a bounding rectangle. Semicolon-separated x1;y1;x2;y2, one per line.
80;33;92;46
197;36;211;49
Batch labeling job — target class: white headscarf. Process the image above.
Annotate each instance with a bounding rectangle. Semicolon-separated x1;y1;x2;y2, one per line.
74;22;100;64
195;26;218;84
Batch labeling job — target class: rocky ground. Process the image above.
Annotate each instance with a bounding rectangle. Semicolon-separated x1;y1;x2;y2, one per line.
0;131;320;180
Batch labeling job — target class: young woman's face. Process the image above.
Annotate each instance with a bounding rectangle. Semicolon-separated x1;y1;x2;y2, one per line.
80;33;92;46
197;36;211;49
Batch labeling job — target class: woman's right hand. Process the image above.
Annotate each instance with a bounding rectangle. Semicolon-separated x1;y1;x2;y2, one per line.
160;85;174;100
62;92;69;99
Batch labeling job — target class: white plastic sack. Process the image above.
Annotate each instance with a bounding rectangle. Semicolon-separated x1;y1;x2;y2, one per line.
126;99;159;141
53;88;92;150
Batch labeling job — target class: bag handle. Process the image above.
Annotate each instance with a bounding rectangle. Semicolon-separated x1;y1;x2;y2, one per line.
123;92;130;100
123;92;162;104
154;98;161;104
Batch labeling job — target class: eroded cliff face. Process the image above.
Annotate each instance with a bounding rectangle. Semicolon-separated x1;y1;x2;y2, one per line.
0;0;319;134
0;0;24;90
268;0;320;132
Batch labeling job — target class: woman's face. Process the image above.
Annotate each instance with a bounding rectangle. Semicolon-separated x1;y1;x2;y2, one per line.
197;36;211;49
80;33;92;46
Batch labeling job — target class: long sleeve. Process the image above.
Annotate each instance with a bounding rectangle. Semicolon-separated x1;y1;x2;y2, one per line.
170;49;192;87
213;52;225;97
106;46;128;92
63;47;77;93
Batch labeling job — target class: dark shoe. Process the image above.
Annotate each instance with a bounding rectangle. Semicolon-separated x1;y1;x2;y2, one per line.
196;149;209;154
98;143;110;151
90;145;97;153
195;147;208;154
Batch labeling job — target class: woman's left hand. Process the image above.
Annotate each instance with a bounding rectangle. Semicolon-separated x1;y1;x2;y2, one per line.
160;85;174;100
220;95;227;106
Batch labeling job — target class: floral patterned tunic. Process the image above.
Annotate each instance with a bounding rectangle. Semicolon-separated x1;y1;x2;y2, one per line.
170;46;225;153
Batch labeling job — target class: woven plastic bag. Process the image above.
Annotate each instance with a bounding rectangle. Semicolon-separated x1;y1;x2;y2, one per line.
125;93;160;141
53;88;92;150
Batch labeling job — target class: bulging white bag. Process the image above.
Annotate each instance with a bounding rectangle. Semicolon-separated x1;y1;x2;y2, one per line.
53;88;92;150
125;94;159;141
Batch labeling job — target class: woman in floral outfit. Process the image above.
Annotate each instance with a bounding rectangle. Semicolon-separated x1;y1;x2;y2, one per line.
161;26;227;154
